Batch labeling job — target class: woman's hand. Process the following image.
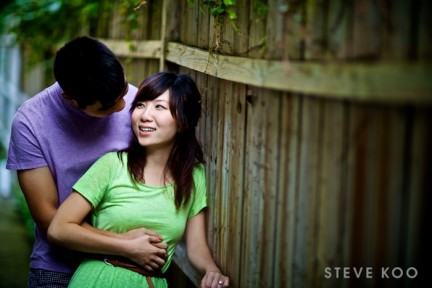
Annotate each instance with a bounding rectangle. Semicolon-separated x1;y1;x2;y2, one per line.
125;234;168;271
201;270;229;288
49;192;167;272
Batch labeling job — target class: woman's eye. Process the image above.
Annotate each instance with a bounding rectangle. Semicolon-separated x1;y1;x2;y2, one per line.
156;104;167;109
136;103;145;108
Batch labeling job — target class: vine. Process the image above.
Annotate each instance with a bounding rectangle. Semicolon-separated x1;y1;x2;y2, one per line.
187;0;236;52
188;0;238;24
0;0;271;62
187;0;269;53
0;0;142;66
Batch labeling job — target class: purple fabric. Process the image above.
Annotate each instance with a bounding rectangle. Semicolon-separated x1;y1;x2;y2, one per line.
6;82;137;273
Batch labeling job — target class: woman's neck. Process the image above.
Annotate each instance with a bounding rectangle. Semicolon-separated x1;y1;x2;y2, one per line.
143;147;172;186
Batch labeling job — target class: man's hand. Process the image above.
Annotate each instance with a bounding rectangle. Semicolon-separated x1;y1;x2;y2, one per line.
122;228;161;240
87;227;169;271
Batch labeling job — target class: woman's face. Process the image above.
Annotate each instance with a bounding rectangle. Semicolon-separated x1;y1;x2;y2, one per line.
131;89;177;151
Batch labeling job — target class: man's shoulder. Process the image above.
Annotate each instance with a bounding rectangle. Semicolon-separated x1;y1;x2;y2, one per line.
127;83;138;93
17;83;61;114
10;84;64;136
124;83;138;104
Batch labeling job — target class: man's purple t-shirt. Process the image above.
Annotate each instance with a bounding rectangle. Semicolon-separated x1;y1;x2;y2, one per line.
6;82;137;273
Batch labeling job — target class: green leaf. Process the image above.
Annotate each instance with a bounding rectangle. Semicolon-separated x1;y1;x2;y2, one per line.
224;0;236;6
211;6;225;17
81;2;99;18
228;10;237;20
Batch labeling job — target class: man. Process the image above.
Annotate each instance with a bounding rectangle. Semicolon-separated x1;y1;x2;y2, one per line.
6;36;166;287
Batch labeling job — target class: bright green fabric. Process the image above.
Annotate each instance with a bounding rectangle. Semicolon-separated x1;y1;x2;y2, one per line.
68;152;207;288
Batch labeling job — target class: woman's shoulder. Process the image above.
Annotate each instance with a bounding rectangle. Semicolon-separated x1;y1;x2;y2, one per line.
192;162;206;187
193;162;205;175
95;151;127;166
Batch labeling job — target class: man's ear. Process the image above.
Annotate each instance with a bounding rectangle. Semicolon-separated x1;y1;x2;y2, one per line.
61;92;79;108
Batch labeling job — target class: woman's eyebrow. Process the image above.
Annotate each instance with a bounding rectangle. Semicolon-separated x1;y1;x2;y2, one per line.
154;99;169;103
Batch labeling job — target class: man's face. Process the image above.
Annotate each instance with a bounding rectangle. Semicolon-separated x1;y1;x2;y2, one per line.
82;82;129;117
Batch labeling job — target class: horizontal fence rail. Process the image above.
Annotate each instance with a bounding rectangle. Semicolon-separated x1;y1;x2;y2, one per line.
100;39;432;105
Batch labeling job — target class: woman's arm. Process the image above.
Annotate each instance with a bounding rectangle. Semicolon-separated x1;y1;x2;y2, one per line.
82;221;161;240
185;210;229;288
48;191;167;271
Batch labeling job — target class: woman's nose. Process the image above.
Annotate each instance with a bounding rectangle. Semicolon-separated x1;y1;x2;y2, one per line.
140;107;153;121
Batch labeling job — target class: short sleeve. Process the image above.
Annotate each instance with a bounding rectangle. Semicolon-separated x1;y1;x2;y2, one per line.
72;152;117;208
188;164;208;218
6;111;47;170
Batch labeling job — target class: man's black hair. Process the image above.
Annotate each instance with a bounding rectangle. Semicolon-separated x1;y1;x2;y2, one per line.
53;36;125;109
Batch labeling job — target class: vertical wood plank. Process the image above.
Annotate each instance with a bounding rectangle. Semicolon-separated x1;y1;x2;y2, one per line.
260;90;282;287
316;100;346;288
240;85;263;287
346;103;371;288
248;0;266;59
211;78;226;270
368;107;407;288
241;87;280;287
360;106;380;288
146;0;163;76
406;108;432;287
179;0;199;45
328;0;352;59
292;95;322;287
159;0;168;71
274;92;300;288
165;0;180;42
382;0;414;60
305;0;328;59
352;0;380;59
224;83;247;286
418;0;432;59
213;2;249;284
204;74;220;254
279;0;304;60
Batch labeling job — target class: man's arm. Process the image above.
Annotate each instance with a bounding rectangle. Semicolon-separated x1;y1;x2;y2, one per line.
17;167;160;240
48;192;168;271
19;166;166;270
17;167;58;233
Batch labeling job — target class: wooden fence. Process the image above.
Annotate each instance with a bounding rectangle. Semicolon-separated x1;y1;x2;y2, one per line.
18;0;432;287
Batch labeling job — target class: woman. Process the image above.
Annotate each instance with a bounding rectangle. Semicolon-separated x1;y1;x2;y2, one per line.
48;72;229;288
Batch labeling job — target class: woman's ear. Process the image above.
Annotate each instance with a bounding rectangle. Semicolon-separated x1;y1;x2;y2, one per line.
61;92;79;108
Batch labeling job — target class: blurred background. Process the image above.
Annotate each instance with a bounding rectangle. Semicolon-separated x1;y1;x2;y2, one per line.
1;1;431;287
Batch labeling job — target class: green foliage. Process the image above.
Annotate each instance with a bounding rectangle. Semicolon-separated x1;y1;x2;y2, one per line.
0;0;141;65
0;143;6;160
0;1;91;63
210;0;237;20
253;0;268;19
13;184;35;243
188;0;238;25
188;0;269;36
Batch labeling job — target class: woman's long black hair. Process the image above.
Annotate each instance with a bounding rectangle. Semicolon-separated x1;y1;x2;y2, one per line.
120;71;204;210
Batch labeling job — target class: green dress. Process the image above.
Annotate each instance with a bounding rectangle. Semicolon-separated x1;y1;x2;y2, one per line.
68;152;207;288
